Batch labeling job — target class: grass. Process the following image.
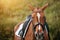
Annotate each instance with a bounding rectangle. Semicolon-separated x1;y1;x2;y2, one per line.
0;0;60;40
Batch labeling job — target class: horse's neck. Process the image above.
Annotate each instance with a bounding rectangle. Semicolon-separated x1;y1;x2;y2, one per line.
25;22;35;40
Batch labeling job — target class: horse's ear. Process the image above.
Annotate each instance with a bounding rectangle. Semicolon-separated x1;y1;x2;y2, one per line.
28;4;34;11
41;3;48;11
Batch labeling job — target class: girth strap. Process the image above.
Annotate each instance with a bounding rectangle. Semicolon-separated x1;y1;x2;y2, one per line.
22;17;32;38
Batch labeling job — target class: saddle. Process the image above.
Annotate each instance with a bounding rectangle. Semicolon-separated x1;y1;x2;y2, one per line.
18;15;32;38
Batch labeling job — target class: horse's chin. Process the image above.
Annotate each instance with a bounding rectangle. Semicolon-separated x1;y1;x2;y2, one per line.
35;34;44;40
36;39;42;40
35;37;44;40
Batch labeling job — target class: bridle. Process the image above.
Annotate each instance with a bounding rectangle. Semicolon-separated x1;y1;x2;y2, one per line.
33;22;44;31
32;20;45;40
31;13;45;40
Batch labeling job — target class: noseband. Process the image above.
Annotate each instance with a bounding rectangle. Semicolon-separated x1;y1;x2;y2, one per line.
32;22;44;31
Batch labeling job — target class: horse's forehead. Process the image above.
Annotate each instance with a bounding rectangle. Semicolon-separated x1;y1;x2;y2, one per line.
33;8;41;11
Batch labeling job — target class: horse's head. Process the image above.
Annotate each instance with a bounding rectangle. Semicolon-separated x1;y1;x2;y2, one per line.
29;3;48;40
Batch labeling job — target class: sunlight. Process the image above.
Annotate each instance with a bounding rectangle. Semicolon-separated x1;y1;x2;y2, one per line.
0;0;27;9
0;0;11;6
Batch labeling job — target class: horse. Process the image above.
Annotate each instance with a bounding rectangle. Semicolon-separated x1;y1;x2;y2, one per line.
14;3;50;40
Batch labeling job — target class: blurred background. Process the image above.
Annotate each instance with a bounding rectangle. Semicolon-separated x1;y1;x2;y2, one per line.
0;0;60;40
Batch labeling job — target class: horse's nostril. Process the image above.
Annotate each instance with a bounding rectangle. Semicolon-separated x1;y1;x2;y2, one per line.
35;34;38;37
39;33;44;39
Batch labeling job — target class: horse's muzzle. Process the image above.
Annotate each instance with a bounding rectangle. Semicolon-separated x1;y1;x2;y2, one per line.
35;31;44;40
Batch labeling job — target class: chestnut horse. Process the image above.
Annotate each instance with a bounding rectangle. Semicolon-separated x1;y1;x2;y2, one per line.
14;3;50;40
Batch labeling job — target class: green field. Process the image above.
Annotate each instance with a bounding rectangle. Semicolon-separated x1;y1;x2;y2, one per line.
0;0;60;40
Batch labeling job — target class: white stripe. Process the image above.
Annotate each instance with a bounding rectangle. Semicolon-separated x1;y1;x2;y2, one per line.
39;25;40;30
37;13;41;30
37;13;41;21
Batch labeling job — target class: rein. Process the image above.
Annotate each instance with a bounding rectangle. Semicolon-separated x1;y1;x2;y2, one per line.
32;22;45;31
31;16;46;32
